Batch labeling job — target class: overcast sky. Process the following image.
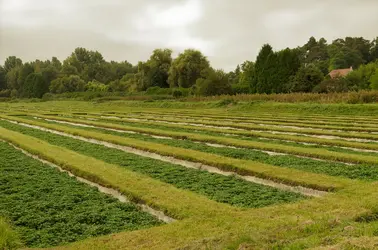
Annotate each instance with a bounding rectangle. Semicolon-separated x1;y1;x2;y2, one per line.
1;0;377;70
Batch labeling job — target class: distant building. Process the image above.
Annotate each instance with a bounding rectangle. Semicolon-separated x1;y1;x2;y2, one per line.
329;66;353;79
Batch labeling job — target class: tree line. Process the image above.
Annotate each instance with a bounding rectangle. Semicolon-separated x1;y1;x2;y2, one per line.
1;36;378;99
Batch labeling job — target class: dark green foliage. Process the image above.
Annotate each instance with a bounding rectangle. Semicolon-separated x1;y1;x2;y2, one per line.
227;65;241;85
274;48;301;93
254;44;275;94
329;48;364;70
168;49;210;88
2;36;378;98
303;37;329;64
172;89;183;98
253;46;300;94
313;77;350;93
50;75;86;94
17;63;35;93
238;61;255;92
289;64;324;92
231;84;250;94
0;120;305;209
0;67;6;90
345;61;378;90
22;73;47;98
145;49;172;89
3;56;22;73
0;89;11;97
0;141;161;248
371;38;378;62
370;71;378;90
196;70;232;96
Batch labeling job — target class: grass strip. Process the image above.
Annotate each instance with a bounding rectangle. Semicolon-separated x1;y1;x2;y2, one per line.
0;218;21;250
101;114;378;141
0;127;237;220
30;114;378;163
41;114;378;161
1;115;352;191
25;119;378;182
0;140;162;248
0;120;306;208
123;113;378;132
34;114;378;152
121;109;378;123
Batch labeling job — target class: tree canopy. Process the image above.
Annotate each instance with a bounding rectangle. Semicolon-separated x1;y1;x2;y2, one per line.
1;36;378;99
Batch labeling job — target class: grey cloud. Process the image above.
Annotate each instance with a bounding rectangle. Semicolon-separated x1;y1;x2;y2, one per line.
0;0;377;70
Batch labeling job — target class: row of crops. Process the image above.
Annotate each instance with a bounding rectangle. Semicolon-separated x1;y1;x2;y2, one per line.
1;107;378;249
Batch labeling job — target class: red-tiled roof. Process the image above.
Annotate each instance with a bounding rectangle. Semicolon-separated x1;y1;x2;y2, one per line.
329;67;353;78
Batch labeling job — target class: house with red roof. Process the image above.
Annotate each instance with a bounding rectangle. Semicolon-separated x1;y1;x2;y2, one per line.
329;66;353;79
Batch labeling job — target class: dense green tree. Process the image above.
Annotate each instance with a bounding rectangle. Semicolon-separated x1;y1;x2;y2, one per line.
63;48;107;82
108;79;129;92
227;65;241;86
168;49;210;88
329;47;364;70
254;44;276;93
371;38;378;62
346;61;378;90
253;45;298;93
50;75;86;94
146;49;172;88
22;73;47;98
109;61;135;81
18;63;35;93
196;69;232;96
303;37;329;63
2;36;378;98
288;64;324;92
239;61;254;85
275;48;301;93
6;66;22;91
61;63;79;76
133;49;173;91
344;37;371;63
86;80;109;92
0;66;7;90
4;56;22;72
370;71;378;90
328;38;367;70
51;57;62;71
41;66;59;89
313;77;350;93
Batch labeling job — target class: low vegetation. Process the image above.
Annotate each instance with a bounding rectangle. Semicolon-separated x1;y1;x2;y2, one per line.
0;218;20;250
0;141;161;248
0;120;305;208
1;100;378;249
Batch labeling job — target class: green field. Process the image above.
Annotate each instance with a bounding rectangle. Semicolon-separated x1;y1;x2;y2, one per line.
2;100;378;249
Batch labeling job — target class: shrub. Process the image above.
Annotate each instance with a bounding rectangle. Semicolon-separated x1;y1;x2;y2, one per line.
42;93;54;101
313;77;350;93
172;89;183;98
232;84;250;94
216;98;238;107
0;89;10;98
10;89;18;99
146;86;171;95
50;75;86;94
86;81;109;92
